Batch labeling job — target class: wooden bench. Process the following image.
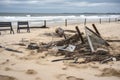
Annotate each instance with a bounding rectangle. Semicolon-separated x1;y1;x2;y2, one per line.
0;22;14;34
17;21;30;33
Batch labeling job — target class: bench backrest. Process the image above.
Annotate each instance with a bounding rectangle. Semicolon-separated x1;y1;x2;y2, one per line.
0;22;12;27
18;22;29;25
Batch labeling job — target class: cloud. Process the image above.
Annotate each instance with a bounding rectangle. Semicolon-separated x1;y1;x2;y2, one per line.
65;1;118;7
1;0;119;7
0;0;64;5
0;0;120;13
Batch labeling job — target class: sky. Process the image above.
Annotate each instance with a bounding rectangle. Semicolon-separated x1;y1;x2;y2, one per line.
0;0;120;13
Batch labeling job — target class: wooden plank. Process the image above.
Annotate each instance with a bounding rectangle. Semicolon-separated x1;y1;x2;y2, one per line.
75;26;85;44
0;22;11;27
18;21;28;25
85;26;95;53
92;24;101;36
85;26;110;47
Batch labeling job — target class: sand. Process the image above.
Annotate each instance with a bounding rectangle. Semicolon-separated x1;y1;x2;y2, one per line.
0;22;120;80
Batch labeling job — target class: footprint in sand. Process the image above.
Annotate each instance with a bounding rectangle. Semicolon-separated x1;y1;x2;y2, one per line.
56;74;84;80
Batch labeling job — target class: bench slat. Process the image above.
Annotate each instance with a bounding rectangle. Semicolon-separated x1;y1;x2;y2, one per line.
0;22;11;27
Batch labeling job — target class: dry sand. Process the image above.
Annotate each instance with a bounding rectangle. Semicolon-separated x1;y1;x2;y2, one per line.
0;22;120;80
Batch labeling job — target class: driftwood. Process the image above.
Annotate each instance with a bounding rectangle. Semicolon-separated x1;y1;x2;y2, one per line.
5;48;23;53
75;26;85;44
52;57;74;62
0;45;23;53
85;26;95;53
55;34;80;46
64;30;76;33
92;24;101;36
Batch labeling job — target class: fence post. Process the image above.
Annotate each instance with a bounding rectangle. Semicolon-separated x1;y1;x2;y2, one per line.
65;19;67;27
44;20;46;28
99;18;101;24
115;18;117;22
109;18;110;23
84;18;86;25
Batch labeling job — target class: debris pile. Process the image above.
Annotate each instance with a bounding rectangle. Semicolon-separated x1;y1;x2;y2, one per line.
22;24;120;63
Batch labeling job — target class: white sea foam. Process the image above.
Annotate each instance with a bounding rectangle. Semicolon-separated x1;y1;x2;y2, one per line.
0;15;119;22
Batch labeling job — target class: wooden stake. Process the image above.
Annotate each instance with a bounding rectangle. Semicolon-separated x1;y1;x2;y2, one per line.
92;24;101;36
84;18;86;25
44;20;46;28
65;19;67;27
75;26;85;44
99;18;101;24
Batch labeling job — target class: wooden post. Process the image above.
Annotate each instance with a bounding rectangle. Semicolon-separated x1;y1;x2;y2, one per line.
109;18;110;23
92;24;101;36
44;20;46;28
115;18;117;22
84;18;86;25
99;18;101;24
75;26;85;44
65;19;67;27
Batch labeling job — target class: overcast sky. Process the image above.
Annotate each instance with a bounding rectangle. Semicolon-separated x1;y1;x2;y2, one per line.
0;0;120;13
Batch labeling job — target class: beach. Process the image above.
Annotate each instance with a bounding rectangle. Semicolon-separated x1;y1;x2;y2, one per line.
0;21;120;80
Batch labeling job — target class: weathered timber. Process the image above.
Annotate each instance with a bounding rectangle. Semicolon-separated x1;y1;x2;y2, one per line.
55;34;79;46
52;57;74;62
5;48;23;53
64;30;76;33
85;26;95;53
75;26;85;44
85;26;110;46
92;24;101;36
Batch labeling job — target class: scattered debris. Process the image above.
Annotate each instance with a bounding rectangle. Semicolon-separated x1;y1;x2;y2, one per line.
27;43;39;50
55;27;64;37
5;48;23;53
25;24;120;64
52;57;74;62
0;45;22;53
57;44;76;52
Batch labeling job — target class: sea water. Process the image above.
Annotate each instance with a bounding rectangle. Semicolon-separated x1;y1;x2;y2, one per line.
0;13;120;27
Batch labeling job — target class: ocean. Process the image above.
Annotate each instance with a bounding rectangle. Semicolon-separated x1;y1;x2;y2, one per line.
0;13;120;27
